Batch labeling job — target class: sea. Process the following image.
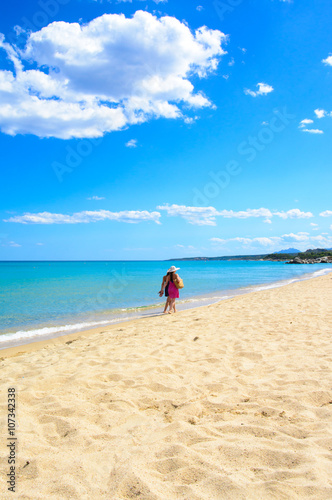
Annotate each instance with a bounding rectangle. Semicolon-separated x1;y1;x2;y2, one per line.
0;260;331;349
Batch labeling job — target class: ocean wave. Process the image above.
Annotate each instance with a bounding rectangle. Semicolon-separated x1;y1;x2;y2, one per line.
0;317;136;344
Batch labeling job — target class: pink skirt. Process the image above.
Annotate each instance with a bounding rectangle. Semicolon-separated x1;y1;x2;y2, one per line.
168;281;179;299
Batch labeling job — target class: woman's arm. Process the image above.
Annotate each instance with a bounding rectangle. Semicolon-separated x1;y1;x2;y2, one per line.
159;275;169;295
161;275;170;290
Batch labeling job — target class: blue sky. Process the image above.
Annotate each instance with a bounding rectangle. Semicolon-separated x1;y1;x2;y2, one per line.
0;0;331;260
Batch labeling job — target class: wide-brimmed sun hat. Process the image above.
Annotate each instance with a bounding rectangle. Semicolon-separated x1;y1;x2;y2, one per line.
167;266;180;273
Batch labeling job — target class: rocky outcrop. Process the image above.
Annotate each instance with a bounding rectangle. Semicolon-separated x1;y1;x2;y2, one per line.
286;256;332;264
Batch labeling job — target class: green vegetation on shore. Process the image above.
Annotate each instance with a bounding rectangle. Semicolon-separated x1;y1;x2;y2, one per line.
169;249;332;262
264;249;332;261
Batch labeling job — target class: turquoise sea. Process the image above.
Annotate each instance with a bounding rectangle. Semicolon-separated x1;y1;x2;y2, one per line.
0;260;331;349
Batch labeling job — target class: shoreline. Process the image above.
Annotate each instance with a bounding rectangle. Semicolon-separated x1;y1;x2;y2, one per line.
1;269;331;360
0;271;331;498
0;265;331;352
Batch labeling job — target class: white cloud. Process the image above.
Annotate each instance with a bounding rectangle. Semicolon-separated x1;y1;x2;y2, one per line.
310;223;318;227
210;232;332;250
219;208;274;219
299;118;313;128
87;196;105;200
322;54;332;66
0;12;226;139
314;109;326;119
301;128;324;134
196;6;204;11
274;209;313;219
244;82;274;97
210;238;225;243
157;205;220;226
4;210;161;224
175;244;196;250
184;116;197;124
36;242;44;245
281;232;310;242
320;210;332;217
158;204;312;225
1;240;21;247
125;139;138;148
311;234;331;243
210;236;280;247
254;237;276;246
158;205;276;226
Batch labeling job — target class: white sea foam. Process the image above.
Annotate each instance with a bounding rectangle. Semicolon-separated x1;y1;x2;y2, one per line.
0;317;135;344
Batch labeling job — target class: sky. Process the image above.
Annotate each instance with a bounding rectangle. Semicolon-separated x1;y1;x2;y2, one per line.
0;0;331;260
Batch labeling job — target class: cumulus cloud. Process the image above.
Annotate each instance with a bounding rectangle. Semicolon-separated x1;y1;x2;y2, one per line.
320;210;332;217
299;109;332;134
299;119;313;128
158;205;313;225
210;232;332;250
301;128;324;134
210;236;280;247
87;196;105;200
273;209;313;219
157;205;276;226
4;210;161;224
125;139;138;148
314;109;326;119
0;12;226;139
322;54;332;66
244;82;274;97
157;205;221;226
281;232;309;242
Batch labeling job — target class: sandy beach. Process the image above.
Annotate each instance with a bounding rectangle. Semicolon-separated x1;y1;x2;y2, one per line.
1;272;332;499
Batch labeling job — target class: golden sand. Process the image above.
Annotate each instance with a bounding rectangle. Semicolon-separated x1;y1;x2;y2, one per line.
1;273;332;499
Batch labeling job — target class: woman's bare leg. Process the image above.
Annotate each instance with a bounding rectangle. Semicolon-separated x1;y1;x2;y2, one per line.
168;298;175;313
163;297;170;313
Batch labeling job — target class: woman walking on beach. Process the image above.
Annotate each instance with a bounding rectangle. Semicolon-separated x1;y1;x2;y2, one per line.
159;271;172;313
161;266;181;313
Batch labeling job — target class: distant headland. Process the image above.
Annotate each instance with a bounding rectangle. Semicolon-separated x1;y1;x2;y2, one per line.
167;248;332;264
